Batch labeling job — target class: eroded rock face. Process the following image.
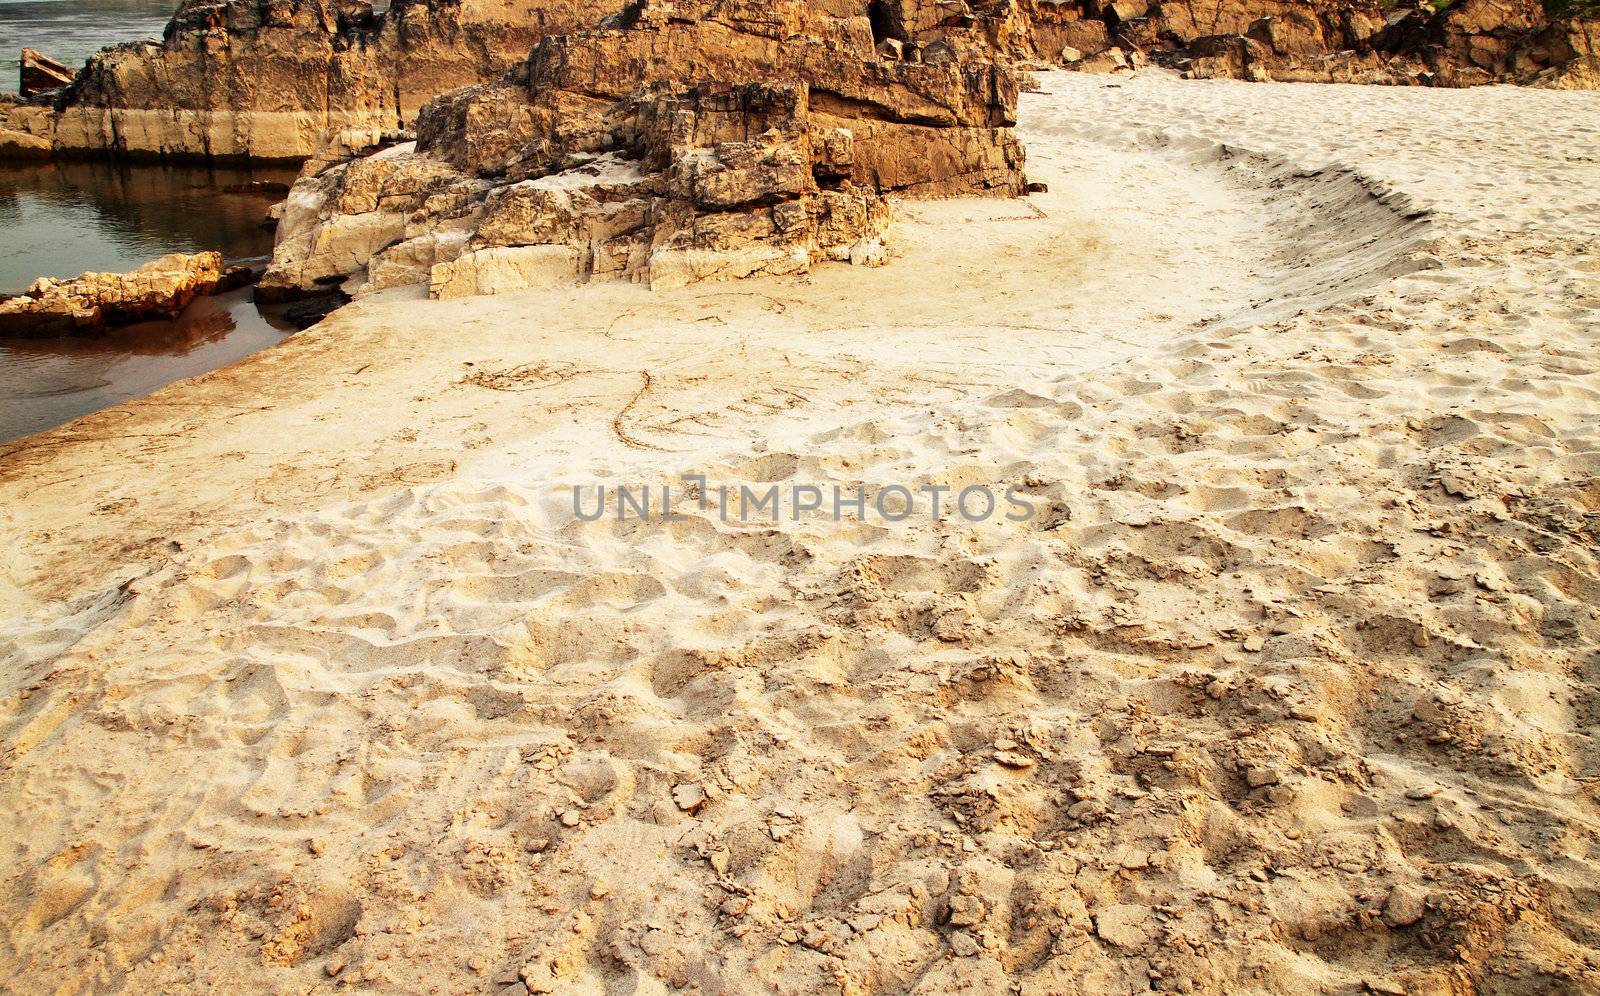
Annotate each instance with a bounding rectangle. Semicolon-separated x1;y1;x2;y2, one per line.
45;0;602;161
260;80;919;296
10;0;1598;170
0;97;57;159
416;15;1022;190
0;252;246;336
1510;17;1600;88
256;0;1024;297
1109;0;1600;84
1389;0;1600;86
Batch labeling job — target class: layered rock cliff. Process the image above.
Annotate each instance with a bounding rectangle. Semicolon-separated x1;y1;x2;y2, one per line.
257;0;1024;295
3;0;1595;165
47;0;612;161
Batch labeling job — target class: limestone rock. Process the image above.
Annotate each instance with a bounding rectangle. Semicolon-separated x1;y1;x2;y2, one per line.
1382;884;1428;927
0;252;236;336
0;127;51;160
45;0;584;161
429;245;584;298
0;97;57;161
11;0;1597;170
266;68;972;296
257;143;490;300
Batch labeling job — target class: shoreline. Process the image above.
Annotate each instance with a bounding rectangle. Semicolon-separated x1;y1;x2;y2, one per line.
3;72;1600;991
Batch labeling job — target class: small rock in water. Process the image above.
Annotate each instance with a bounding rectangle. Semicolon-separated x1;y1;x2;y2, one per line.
0;252;235;337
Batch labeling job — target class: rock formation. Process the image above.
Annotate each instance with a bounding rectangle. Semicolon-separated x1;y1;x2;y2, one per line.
1512;14;1600;88
1384;0;1600;86
0;252;250;336
257;1;1023;296
1043;0;1600;85
0;97;52;159
19;49;73;98
43;0;600;161
0;0;1593;168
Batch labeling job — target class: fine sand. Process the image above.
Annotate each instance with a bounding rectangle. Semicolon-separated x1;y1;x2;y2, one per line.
2;70;1599;993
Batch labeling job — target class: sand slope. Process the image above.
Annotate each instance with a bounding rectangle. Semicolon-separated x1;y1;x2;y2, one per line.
2;72;1600;993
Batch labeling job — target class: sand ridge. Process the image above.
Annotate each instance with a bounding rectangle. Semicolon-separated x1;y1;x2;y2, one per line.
1;71;1599;993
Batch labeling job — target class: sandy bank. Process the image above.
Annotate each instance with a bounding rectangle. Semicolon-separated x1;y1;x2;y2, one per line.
2;72;1599;993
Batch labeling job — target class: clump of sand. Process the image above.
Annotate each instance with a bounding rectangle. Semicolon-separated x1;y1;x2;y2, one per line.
2;71;1599;993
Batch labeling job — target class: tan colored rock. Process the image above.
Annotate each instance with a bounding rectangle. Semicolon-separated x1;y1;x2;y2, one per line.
365;229;473;293
0;127;51;159
429;245;584;298
1382;884;1428;927
0;252;236;336
1511;15;1600;86
1093;904;1152;950
267;76;925;297
10;0;1600;169
258;143;490;299
43;0;601;161
20;48;74;98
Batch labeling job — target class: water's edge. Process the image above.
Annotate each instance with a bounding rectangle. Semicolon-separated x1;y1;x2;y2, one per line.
0;158;303;443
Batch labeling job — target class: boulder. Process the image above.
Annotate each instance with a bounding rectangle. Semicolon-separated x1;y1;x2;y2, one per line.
264;79;913;297
20;49;74;98
0;96;57;161
257;0;1024;298
257;143;491;299
0;252;243;337
0;127;51;159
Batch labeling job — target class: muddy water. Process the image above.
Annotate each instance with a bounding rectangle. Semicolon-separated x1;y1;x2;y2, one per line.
0;159;295;293
0;286;300;444
0;160;305;444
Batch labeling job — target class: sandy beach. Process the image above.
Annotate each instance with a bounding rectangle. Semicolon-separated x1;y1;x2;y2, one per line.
2;69;1599;992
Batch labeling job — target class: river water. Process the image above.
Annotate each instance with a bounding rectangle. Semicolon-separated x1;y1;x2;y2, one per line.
0;0;174;92
0;0;316;445
0;160;304;444
0;286;299;442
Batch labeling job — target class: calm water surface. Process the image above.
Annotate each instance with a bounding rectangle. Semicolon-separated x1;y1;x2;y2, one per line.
0;159;295;292
0;287;298;443
0;160;305;445
0;0;175;91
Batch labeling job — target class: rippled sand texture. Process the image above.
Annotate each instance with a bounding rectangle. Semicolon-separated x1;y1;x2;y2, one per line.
2;72;1599;993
